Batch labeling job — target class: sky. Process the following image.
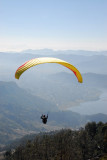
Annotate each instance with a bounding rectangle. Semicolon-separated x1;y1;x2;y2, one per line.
0;0;107;52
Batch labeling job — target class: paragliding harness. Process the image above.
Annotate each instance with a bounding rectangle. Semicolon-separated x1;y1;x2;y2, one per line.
41;114;48;124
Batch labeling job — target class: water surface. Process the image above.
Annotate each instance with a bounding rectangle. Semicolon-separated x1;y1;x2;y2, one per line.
68;90;107;115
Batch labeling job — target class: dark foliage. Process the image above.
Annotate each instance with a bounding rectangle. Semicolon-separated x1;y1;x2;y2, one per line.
4;122;107;160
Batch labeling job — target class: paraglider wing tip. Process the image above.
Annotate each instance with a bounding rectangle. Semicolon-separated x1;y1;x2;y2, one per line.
79;77;83;83
15;73;19;79
79;80;83;83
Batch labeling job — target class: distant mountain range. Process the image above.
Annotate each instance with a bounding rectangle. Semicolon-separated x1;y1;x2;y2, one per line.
0;81;107;146
17;49;107;56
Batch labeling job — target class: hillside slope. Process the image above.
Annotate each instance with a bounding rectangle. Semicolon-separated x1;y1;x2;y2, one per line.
0;81;107;146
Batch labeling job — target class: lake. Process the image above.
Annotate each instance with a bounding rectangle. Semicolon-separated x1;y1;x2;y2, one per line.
68;90;107;115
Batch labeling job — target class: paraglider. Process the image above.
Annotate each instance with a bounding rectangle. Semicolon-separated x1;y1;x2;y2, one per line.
41;114;48;124
15;57;83;124
15;57;83;83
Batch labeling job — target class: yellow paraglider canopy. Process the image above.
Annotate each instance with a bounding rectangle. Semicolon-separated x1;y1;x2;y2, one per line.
15;57;83;83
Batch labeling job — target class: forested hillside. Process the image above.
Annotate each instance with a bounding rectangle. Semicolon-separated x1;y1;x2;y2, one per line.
4;122;107;160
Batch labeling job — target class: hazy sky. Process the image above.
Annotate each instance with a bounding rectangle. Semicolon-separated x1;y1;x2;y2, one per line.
0;0;107;51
